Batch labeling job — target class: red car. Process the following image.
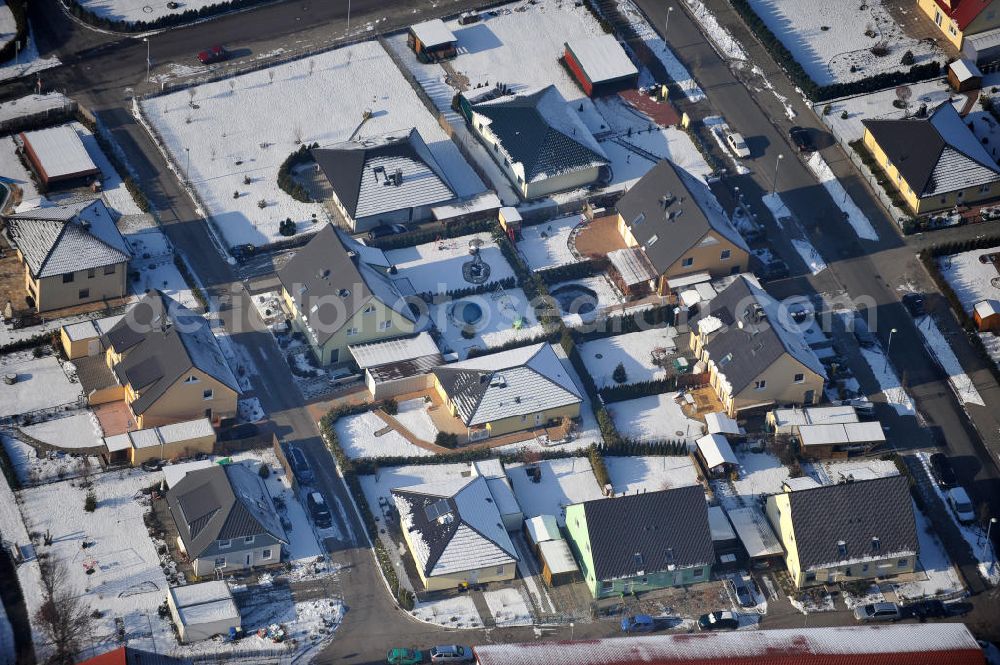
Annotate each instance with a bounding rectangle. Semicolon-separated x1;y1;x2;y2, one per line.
198;45;226;64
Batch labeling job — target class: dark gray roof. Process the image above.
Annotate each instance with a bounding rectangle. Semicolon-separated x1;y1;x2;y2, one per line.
862;102;1000;198
5;199;130;278
580;486;714;581
276;225;414;346
103;292;239;414
167;463;286;560
786;475;917;571
472;85;607;183
689;275;826;394
615;160;748;274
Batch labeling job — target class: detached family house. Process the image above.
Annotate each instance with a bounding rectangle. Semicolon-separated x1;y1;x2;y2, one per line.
861;102;1000;215
918;0;1000;51
462;85;609;199
765;475;918;587
167;463;287;578
4;199;130;312
612;160;749;296
565;486;714;599
431;343;583;441
312;128;456;233
690;275;826;417
278;225;416;365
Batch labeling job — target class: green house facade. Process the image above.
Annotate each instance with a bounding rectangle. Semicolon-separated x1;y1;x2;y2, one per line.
564;486;714;599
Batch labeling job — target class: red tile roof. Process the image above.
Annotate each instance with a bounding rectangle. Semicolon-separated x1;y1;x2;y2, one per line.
932;0;994;30
77;647;126;665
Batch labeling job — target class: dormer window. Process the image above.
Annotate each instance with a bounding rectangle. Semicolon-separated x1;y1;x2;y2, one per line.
219;539;231;549
871;537;881;554
184;376;200;384
837;540;848;558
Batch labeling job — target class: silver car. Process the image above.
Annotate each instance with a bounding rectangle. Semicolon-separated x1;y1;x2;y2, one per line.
429;645;474;663
853;602;901;622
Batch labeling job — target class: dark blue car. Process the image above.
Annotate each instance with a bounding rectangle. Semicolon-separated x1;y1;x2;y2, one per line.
620;614;656;632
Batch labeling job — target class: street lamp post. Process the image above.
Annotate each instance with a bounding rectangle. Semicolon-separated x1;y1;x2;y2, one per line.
884;327;898;373
664;7;674;42
347;0;352;33
144;37;150;83
771;153;784;195
185;147;191;183
983;516;997;548
570;622;575;640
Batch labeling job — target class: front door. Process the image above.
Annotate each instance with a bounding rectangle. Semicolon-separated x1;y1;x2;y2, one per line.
205;408;213;420
803;390;815;405
246;553;252;567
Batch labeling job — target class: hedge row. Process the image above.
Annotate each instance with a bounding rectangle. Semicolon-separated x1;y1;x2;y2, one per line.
0;0;28;65
571;302;675;343
417;275;516;302
599;377;678;404
276;144;316;204
173;256;208;310
849;139;909;213
0;331;54;356
62;0;277;32
729;0;941;101
538;257;608;285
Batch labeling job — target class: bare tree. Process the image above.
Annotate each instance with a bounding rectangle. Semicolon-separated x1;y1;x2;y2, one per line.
308;59;315;77
34;556;95;664
187;87;196;107
268;70;275;85
228;79;236;96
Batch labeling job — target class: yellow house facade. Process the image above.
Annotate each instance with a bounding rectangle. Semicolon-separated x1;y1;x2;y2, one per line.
917;0;1000;50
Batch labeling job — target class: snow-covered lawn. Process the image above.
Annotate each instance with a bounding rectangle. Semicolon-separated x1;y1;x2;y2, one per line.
411;595;482;628
607;393;705;443
915;315;984;407
516;214;585;271
0;92;71;127
484;587;533;626
0;21;58;84
817;77;953;143
0;2;14;51
0;353;83;418
393;398;439;443
604;455;700;495
577;327;680;388
334;411;434;459
359;463;472;517
75;122;145;218
814;457;898;484
1;433;101;486
385;232;515;296
805;152;878;242
429;287;545;359
894;504;965;600
0;135;37;203
744;0;942;86
858;345;916;417
20;412;103;448
140;40;483;249
506;457;604;525
730;452;791;506
938;243;1000;318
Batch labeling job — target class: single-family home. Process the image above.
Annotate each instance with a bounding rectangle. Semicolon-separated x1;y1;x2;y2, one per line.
461;85;609;199
277;224;417;365
19;125;100;187
4;199;130;312
613;160;750;296
407;19;458;61
690;275;827;417
312;128;456;233
166;463;287;578
392;474;519;591
765;475;918;587
563;34;639;97
918;0;1000;51
861;101;1000;215
564;486;714;598
431;343;583;441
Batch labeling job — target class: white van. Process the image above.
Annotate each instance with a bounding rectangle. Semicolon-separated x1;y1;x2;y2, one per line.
948;487;975;524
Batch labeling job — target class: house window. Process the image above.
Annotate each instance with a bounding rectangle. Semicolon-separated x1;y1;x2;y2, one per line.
691;567;703;579
203;389;214;400
897;558;908;567
805;572;816;582
521;415;527;422
838;540;848;558
633;553;644;568
214;557;226;568
379;320;392;331
261;548;272;559
981;184;992;193
244;536;254;544
949;24;957;36
219;539;231;549
184;376;200;384
862;564;869;573
63;272;75;283
720;249;731;260
346;327;359;336
665;548;675;567
871;537;881;553
78;289;90;299
681;257;694;267
845;567;853;577
600;580;613;592
87;268;96;279
753;379;766;390
363;304;375;314
104;264;116;275
793;373;804;383
496;565;505;574
934;10;942;26
958;190;965;200
329;349;339;363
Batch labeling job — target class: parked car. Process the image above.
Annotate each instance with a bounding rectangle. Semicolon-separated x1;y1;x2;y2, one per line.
732;576;759;608
697;610;739;631
197;45;227;64
289;446;314;485
368;223;408;241
726;132;751;158
140;459;163;472
429;645;474;663
853;602;901;622
788;126;815;152
387;648;423;665
307;491;332;528
620;614;656;633
902;293;926;318
948;486;976;523
758;258;790;281
852;314;876;348
928;452;957;489
904;599;973;619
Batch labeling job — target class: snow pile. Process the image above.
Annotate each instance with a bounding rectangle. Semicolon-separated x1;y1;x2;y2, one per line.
607;393;705;443
805;152;878;242
334;411;434;460
484;587;533;626
915;315;984;407
858;345;916;416
685;0;747;61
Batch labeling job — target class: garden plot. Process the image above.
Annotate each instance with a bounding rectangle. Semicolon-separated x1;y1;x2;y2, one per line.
915;315;984;407
744;0;941;87
411;595;482;628
506;457;604;525
817;77;954;143
385;232;515;297
484;587;533;626
894;504;964;600
604;455;700;495
516;214;585;271
551;275;624;328
607;393;705;443
729;452;791;508
578;327;679;388
334;411;434;459
938;243;1000;317
140;41;484;249
428;287;544;359
0;353;83;418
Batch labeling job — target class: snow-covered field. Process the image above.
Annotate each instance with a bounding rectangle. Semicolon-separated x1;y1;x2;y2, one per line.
484;587;533;626
0;353;83;418
604;454;700;495
858;345;916;416
577;327;680;388
805;152;878;242
506;457;604;525
141;40;483;249
429;287;545;359
915;315;984;407
517;214;585;271
386;232;515;296
606;393;705;443
938;244;1000;317
744;0;941;86
334;411;434;459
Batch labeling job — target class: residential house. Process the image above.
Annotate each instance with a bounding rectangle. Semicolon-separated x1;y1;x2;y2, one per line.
765;475;918;587
4;199;130;312
312;128;456;233
460;85;609;199
407;19;458;61
166;463;287;578
102;291;240;428
563;34;639;97
565;486;714;598
277;225;417;365
19;125;100;186
431;343;583;441
613;160;750;296
861;101;1000;215
392;475;519;591
918;0;1000;51
690;275;827;417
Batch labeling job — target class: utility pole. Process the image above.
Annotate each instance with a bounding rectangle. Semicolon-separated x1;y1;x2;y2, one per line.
771;153;784;195
144;37;150;82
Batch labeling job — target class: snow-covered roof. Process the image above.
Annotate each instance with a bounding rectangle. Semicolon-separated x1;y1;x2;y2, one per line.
432;343;582;426
564;34;638;84
162;459;214;489
498;206;522;223
62;313;124;342
798;421;885;447
607;247;657;286
158;418;215;444
975;299;1000;319
168;581;240;627
697;315;724;335
20;125;99;180
696;433;738;468
726;506;783;558
705;412;740;436
769;405;859;431
103;433;132;453
525;514;561;545
707;505;736;542
471;624;984;665
349;332;440;369
783;476;822;492
432;191;502;221
538;538;579;575
409;18;456;48
950;58;982;82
